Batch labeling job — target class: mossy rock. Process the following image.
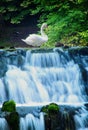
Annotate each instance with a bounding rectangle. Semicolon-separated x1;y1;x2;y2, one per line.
1;100;16;112
42;103;60;130
6;112;20;130
48;103;59;114
1;100;20;130
41;103;59;115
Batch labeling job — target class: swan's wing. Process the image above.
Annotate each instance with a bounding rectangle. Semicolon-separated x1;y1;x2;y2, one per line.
26;34;42;41
25;34;46;46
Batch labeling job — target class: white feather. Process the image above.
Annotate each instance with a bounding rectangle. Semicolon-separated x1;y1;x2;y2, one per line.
22;23;48;46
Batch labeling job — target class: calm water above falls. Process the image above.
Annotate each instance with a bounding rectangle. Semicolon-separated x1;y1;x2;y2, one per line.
0;47;88;130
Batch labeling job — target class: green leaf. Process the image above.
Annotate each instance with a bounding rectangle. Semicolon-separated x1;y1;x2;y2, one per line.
7;6;17;11
20;1;31;8
0;7;6;13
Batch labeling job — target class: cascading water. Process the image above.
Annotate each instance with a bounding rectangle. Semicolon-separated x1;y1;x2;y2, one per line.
20;113;44;130
0;47;88;130
0;118;9;130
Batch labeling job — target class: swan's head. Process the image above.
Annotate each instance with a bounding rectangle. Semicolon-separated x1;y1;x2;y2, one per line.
41;23;48;29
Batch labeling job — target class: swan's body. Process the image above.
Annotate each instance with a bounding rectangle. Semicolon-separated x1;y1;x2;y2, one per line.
22;23;48;46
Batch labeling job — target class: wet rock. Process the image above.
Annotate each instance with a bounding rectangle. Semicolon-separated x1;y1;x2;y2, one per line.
0;57;7;78
0;46;5;49
68;46;88;56
55;42;64;47
5;112;19;130
1;100;20;130
41;103;80;130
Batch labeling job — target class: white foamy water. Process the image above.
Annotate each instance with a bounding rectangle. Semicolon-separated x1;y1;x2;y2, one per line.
0;118;9;130
0;48;88;130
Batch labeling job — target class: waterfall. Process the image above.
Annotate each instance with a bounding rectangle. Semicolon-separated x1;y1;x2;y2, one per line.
0;47;88;130
0;118;9;130
20;113;45;130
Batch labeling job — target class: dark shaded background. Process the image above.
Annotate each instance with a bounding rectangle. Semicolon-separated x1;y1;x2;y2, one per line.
0;14;40;48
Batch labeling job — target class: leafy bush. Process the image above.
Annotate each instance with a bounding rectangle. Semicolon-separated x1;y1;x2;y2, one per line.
41;9;88;47
0;0;87;47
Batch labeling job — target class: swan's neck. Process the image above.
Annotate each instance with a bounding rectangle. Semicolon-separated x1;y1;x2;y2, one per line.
41;27;48;40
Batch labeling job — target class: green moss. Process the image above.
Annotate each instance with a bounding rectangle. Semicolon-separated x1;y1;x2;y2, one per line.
48;103;59;114
41;105;48;113
1;100;20;130
42;103;59;115
42;103;60;130
1;100;16;112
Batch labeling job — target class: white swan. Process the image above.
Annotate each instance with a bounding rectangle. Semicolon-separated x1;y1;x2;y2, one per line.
22;23;48;47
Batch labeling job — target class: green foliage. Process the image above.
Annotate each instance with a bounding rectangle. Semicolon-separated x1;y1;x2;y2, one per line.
78;30;88;46
79;30;88;40
20;1;31;8
0;0;88;46
0;7;6;13
1;100;16;112
77;0;87;4
0;0;32;24
39;0;88;47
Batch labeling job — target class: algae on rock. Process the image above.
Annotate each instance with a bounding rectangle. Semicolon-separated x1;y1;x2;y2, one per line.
1;100;20;130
